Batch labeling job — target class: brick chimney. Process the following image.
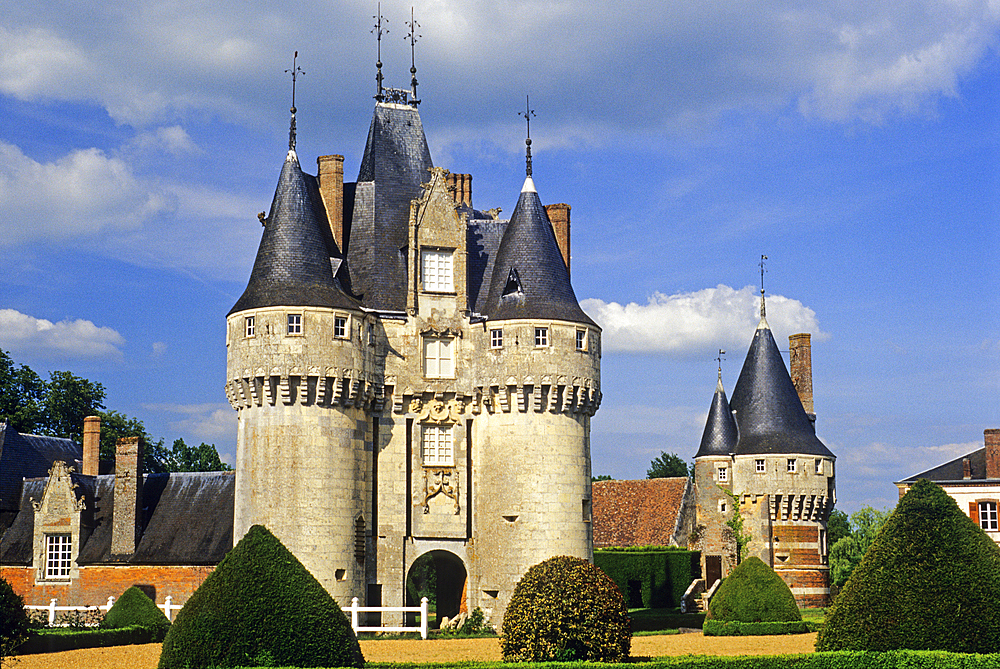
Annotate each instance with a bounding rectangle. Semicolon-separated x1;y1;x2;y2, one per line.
82;415;100;476
986;429;1000;479
317;154;345;252
544;203;571;275
789;333;814;417
963;457;972;479
111;436;143;559
445;173;473;207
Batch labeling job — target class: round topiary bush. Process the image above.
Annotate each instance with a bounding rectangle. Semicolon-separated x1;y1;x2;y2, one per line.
500;555;630;662
707;556;801;623
102;586;170;640
158;525;364;669
817;479;1000;653
0;576;30;661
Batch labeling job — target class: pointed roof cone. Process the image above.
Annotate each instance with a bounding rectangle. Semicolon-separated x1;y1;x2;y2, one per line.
695;374;739;458
729;318;834;457
484;176;595;325
230;151;359;315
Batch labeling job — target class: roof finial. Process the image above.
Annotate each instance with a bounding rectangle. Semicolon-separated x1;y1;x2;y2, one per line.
285;51;304;151
372;2;388;102
759;254;768;319
518;95;536;177
406;7;421;107
717;349;726;377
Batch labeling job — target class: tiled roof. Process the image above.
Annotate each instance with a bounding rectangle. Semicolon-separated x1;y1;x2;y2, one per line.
0;424;80;513
730;319;834;458
695;376;738;458
592;478;690;548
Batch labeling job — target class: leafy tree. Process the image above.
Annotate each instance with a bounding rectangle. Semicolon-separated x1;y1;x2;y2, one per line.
0;575;30;662
592;474;613;481
721;489;753;564
0;349;46;434
42;370;107;443
646;451;690;479
97;409;171;474
828;505;892;587
167;438;232;472
827;509;850;545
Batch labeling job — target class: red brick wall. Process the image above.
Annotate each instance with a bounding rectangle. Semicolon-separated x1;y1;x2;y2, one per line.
2;565;214;607
773;525;818;542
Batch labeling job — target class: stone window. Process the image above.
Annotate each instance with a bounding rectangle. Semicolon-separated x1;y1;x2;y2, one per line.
245;316;255;337
490;328;503;349
576;329;587;351
334;315;348;338
421;249;454;292
423;337;454;379
787;458;797;473
287;313;302;335
422;425;454;466
45;534;72;580
755;458;765;473
717;466;728;482
980;501;998;531
718;500;727;514
367;323;375;346
815;458;823;474
534;327;548;347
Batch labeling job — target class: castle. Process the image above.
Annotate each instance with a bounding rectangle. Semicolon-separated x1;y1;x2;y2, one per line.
223;72;601;625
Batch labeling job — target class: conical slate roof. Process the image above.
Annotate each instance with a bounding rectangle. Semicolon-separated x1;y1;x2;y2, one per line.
484;177;595;325
729;318;834;457
695;374;738;458
230;150;358;315
345;102;434;311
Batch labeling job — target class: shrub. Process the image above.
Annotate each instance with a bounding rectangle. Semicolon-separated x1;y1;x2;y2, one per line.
102;586;170;640
500;555;630;662
707;556;801;623
0;576;30;661
595;547;700;608
817;479;1000;653
158;524;364;669
703;620;809;636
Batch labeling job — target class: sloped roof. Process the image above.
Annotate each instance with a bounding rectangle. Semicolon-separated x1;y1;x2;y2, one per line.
345;102;434;311
695;375;738;458
466;216;509;315
0;424;80;513
230;150;358;315
730;319;834;458
592;478;690;548
897;448;990;483
483;178;595;326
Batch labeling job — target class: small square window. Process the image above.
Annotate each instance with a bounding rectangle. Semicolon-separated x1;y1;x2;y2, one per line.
756;459;765;473
45;534;72;580
245;316;255;337
534;327;548;347
334;315;348;338
980;501;998;531
787;458;797;473
287;314;302;335
717;466;728;482
576;329;587;351
422;425;454;466
490;328;503;349
421;249;454;292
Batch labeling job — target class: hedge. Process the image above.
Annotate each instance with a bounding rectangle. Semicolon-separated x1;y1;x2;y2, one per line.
18;625;158;655
703;620;809;636
595;547;699;608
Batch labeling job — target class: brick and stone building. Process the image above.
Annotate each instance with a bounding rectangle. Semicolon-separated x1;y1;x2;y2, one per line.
691;321;836;607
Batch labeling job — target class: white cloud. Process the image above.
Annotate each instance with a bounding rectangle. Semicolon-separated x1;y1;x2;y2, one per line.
143;402;235;443
582;285;826;355
0;308;124;358
131;126;202;156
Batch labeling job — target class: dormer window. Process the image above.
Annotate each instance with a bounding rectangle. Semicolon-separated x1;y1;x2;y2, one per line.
421;249;453;292
45;534;72;580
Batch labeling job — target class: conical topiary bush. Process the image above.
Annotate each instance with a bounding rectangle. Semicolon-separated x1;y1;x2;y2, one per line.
158;525;364;669
707;556;801;623
817;479;1000;653
102;585;170;640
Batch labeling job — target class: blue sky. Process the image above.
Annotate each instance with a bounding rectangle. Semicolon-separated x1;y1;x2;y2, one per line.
1;0;997;514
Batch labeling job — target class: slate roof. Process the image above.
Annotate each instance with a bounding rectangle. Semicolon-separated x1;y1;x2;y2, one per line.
592;478;691;548
483;177;596;326
897;448;991;483
729;318;834;458
466;215;509;314
230;150;358;315
0;424;80;513
345;102;434;311
695;375;738;458
0;471;235;566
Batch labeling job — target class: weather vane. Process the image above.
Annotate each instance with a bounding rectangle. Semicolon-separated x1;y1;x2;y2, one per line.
716;349;726;375
372;2;388;101
285;51;304;151
519;95;536;177
405;7;421;106
759;254;768;319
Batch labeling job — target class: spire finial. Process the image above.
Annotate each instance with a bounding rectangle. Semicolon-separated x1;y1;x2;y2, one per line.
518;95;536;177
372;2;388;102
285;51;304;151
717;349;726;377
759;254;768;319
406;7;421;107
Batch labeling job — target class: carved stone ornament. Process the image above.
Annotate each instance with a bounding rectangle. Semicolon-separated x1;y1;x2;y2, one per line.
412;398;465;424
422;467;460;514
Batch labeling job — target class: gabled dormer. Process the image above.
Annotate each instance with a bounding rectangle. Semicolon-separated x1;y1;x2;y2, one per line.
31;461;90;583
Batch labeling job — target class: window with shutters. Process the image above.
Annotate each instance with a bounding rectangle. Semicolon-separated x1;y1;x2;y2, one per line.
979;501;998;531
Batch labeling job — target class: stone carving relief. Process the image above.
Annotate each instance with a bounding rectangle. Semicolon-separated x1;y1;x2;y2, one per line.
422;467;460;515
409;398;465;424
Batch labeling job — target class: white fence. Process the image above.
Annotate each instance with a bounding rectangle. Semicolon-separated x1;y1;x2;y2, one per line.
25;596;429;639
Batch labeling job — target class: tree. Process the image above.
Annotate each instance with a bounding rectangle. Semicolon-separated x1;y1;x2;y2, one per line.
646;451;690;478
97;409;172;474
42;370;106;443
721;489;753;564
592;474;613;481
0;349;45;434
827;509;850;545
167;438;232;472
828;505;892;587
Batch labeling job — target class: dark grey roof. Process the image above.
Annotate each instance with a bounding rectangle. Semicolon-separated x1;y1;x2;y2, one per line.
730;319;834;458
467;216;509;314
345;103;434;311
897;448;989;483
230;151;359;315
0;471;235;567
483;179;596;326
695;376;738;458
0;424;80;512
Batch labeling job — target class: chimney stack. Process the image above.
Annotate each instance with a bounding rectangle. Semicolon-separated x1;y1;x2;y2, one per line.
445;173;473;207
789;333;814;417
986;429;1000;479
544;203;571;276
963;457;972;479
83;415;100;476
111;436;143;559
317;155;345;252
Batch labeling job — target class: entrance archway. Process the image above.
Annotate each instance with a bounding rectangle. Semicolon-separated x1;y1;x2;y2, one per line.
406;550;467;629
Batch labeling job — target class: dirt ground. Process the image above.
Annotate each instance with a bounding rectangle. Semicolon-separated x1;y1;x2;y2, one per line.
7;633;817;669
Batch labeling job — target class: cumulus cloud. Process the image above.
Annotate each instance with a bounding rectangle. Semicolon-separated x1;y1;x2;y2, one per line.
0;308;124;358
581;285;826;355
131;126;202;156
144;402;235;443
